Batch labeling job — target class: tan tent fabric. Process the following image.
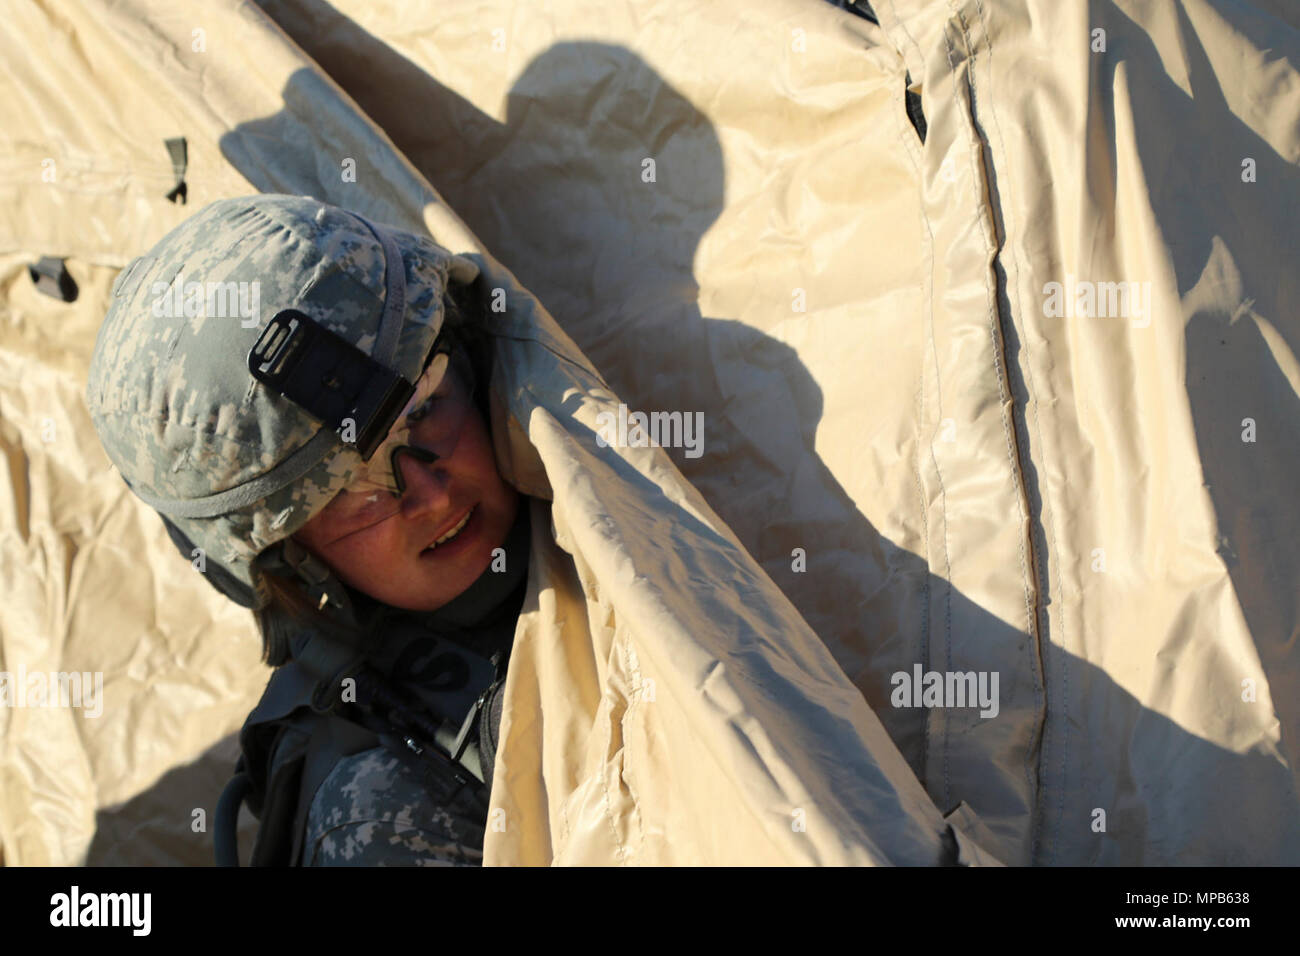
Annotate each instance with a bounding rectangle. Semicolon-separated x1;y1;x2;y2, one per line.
2;0;1297;865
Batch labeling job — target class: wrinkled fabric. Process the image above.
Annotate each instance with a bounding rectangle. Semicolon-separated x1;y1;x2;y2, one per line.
2;0;1297;866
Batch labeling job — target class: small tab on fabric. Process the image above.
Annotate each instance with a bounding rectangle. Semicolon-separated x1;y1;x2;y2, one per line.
942;801;1008;866
112;255;156;299
164;136;188;204
904;71;927;143
844;0;879;24
447;252;481;286
847;0;878;24
28;256;78;302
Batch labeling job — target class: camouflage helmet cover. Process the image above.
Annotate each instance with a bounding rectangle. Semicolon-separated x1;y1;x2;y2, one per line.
86;195;481;608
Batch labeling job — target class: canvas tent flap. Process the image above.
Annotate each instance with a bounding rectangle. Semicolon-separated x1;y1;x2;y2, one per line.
482;311;960;864
3;0;1299;866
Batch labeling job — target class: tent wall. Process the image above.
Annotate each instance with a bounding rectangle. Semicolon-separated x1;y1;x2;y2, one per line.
1;0;1297;864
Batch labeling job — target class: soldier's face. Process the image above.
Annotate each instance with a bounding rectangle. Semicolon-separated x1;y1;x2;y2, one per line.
294;365;520;612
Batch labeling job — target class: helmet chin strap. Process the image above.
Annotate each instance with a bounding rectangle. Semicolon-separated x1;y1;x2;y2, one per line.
261;538;354;616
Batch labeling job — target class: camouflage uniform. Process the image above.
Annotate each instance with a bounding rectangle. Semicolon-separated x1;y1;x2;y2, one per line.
85;195;500;865
302;747;488;866
302;541;527;868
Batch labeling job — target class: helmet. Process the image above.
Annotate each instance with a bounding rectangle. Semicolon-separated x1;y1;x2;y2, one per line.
86;195;481;609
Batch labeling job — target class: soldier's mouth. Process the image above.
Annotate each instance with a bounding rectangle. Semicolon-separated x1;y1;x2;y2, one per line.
420;505;477;555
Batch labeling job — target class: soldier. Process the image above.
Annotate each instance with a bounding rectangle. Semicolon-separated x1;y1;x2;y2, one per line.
86;195;530;865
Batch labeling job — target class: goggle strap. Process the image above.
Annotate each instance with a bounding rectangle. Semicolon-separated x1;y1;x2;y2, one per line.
248;309;416;460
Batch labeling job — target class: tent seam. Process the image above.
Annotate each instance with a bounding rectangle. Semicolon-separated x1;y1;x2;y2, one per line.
943;4;1037;837
968;0;1056;866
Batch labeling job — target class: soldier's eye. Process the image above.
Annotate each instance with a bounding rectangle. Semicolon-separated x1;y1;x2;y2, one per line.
407;396;439;422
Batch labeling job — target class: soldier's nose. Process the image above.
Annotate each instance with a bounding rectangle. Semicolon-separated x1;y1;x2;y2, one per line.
392;446;450;519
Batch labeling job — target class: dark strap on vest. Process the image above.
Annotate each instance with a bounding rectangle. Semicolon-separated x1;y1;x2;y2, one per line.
214;771;252;867
213;630;502;865
214;503;531;865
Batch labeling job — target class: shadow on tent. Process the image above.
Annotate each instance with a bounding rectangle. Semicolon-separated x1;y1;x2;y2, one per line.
1126;2;1300;802
89;5;1298;865
983;1;1300;854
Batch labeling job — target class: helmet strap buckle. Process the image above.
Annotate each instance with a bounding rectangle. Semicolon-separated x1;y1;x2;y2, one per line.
274;538;350;613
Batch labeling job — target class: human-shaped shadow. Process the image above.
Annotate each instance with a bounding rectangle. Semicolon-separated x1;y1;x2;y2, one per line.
237;4;938;777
